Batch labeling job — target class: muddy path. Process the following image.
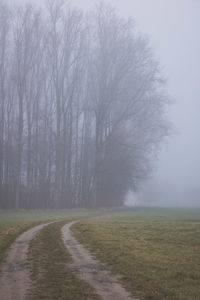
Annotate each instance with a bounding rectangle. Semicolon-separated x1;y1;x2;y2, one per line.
62;221;138;300
0;221;57;300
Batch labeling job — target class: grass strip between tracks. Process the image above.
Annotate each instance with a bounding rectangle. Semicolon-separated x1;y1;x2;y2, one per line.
28;220;100;300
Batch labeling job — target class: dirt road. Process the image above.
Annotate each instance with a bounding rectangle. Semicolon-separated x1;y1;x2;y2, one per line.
0;220;138;300
62;221;138;300
0;221;55;300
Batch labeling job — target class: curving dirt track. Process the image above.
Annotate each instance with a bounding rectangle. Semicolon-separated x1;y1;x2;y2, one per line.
62;221;138;300
0;219;138;300
0;221;55;300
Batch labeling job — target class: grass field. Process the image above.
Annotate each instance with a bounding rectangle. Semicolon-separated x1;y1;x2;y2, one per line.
0;209;101;268
72;208;200;300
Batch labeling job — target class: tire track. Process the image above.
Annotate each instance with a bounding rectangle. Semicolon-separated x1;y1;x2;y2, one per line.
0;221;57;300
62;221;138;300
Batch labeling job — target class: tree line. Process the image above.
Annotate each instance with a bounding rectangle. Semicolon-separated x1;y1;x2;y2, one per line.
0;0;168;209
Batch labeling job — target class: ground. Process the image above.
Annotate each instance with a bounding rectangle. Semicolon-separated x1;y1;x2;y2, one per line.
0;208;200;300
0;209;100;267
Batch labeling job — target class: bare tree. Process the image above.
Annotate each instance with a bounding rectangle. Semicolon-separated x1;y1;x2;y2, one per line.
85;3;168;206
0;3;10;205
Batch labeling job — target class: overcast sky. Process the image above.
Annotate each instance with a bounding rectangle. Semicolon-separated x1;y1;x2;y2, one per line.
11;0;200;206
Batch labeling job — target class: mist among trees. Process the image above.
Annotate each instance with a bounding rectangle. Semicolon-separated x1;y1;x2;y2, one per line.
0;0;168;209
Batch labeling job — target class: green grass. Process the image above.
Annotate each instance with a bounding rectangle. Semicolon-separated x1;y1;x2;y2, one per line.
28;220;100;300
72;208;200;300
0;209;101;268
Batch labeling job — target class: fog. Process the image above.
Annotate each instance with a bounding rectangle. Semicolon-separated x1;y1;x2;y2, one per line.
4;0;200;207
112;0;200;207
75;0;200;207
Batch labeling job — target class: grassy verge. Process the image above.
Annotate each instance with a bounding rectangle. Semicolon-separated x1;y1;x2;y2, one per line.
0;209;100;268
72;208;200;300
28;220;100;300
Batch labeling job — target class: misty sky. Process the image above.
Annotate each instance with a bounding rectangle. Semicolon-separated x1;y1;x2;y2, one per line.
11;0;200;206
